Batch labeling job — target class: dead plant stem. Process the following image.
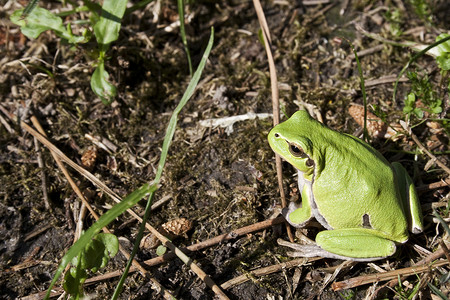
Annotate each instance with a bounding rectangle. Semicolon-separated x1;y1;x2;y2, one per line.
332;260;449;291
252;0;294;242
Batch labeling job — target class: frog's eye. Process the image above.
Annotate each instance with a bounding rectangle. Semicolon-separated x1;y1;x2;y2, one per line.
288;143;306;158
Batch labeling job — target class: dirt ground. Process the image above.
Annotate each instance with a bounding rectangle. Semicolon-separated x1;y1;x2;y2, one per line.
1;0;449;299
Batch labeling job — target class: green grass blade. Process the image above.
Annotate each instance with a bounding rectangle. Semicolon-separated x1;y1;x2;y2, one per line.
177;0;193;76
343;38;369;142
43;183;156;300
350;43;368;142
433;209;450;236
428;282;449;300
21;0;40;17
111;27;215;300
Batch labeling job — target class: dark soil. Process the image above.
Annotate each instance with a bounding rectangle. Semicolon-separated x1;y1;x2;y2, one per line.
1;0;449;299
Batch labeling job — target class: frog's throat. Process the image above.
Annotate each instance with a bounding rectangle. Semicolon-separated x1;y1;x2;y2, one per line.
297;170;332;230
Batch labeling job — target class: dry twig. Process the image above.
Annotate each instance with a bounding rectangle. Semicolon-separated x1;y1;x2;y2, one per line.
221;257;322;289
332;260;449;291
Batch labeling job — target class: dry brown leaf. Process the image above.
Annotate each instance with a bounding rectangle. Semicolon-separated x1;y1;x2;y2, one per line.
348;104;402;139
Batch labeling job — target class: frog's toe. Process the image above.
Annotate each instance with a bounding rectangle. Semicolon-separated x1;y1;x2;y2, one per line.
277;238;322;257
411;225;422;234
277;238;386;261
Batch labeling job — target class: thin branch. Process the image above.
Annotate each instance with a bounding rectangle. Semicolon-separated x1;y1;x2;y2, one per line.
221;257;322;289
33;135;50;210
332;260;449;291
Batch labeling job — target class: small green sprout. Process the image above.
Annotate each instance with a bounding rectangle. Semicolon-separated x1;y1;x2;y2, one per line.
156;245;167;256
63;233;119;299
385;9;403;37
403;70;442;118
409;0;433;24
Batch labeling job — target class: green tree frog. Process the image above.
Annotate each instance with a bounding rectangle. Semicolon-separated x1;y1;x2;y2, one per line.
268;110;423;261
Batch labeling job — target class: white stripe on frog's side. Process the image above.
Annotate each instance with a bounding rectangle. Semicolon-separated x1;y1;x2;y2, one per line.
298;170;333;230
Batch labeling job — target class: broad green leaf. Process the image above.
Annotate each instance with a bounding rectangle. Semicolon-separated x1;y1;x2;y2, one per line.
11;7;87;44
62;233;118;298
91;61;117;104
436;34;450;71
94;0;127;52
95;233;119;258
63;270;84;295
63;262;87;298
83;238;106;272
94;233;119;270
437;34;450;53
11;8;64;39
413;108;424;118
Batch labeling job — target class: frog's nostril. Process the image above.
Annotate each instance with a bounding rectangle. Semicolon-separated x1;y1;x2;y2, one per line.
274;133;279;137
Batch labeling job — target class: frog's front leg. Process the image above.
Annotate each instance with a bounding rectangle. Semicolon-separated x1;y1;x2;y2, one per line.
282;172;314;227
279;228;397;261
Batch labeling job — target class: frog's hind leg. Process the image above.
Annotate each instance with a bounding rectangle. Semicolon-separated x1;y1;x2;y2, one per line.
314;228;397;261
278;228;397;261
392;162;423;234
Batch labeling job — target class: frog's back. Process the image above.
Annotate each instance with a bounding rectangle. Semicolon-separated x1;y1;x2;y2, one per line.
308;120;409;242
